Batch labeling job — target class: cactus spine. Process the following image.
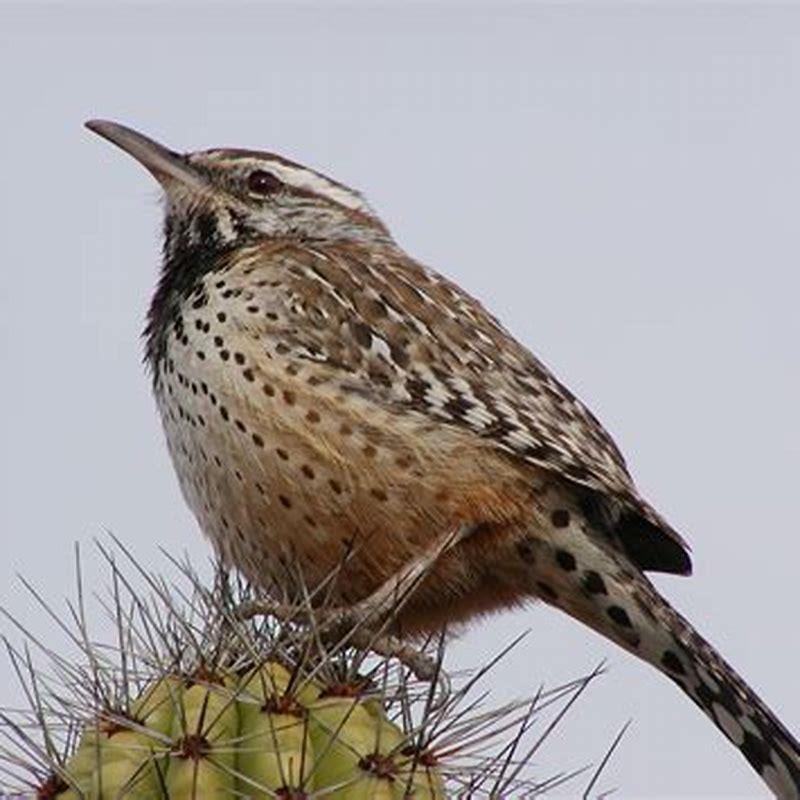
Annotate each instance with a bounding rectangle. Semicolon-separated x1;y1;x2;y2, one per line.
0;543;605;798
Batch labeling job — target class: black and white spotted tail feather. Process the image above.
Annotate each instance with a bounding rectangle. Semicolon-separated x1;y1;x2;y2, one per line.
523;506;800;798
590;574;798;795
654;596;800;798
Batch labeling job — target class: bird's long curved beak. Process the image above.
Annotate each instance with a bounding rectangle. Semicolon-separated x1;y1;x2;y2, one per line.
85;120;206;192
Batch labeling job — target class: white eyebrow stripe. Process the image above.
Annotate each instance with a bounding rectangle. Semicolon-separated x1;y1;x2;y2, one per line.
268;162;369;213
205;153;370;213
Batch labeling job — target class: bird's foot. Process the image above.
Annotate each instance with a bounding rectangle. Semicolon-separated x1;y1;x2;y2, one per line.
236;597;442;683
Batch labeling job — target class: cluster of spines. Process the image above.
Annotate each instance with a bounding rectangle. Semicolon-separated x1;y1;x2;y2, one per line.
0;540;617;798
38;661;445;799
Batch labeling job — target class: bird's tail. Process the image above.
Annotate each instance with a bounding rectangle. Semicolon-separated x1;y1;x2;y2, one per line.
511;507;800;797
615;569;799;798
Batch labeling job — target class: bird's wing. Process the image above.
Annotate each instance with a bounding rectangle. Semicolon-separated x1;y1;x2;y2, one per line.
232;241;691;574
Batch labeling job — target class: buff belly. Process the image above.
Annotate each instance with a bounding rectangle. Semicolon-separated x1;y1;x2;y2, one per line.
153;346;541;615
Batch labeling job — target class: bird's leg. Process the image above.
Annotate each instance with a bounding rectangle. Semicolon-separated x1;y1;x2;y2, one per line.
238;523;473;682
324;522;474;632
237;598;443;682
312;522;472;685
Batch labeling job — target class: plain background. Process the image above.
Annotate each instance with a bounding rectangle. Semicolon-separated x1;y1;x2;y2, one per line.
1;3;798;797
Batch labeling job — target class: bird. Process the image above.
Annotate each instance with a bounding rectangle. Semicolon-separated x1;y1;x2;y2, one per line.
85;119;799;797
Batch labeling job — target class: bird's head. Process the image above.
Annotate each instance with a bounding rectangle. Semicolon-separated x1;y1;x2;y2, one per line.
85;120;392;256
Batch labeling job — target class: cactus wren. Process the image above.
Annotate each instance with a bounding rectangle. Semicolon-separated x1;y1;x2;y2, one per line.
86;120;799;797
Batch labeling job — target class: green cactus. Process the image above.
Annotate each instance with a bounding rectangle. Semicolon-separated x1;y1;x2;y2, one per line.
0;543;608;798
52;661;445;799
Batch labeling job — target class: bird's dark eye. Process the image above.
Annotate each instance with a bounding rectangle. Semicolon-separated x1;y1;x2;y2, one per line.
247;169;283;196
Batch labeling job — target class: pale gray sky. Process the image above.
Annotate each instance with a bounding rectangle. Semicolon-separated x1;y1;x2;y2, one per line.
1;3;799;797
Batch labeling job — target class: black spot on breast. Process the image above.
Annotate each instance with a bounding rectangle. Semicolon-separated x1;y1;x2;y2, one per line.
145;211;252;377
551;509;570;528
